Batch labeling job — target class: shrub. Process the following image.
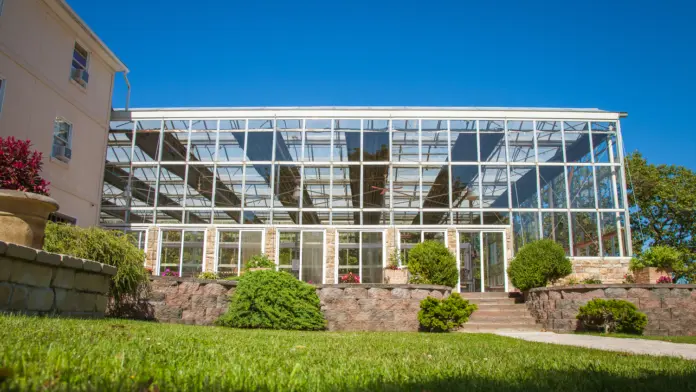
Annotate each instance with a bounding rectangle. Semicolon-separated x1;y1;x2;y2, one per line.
576;299;647;334
630;246;684;271
0;137;50;195
581;277;602;284
418;293;477;332
406;241;458;287
507;239;572;291
197;272;220;280
245;254;275;269
43;222;149;314
217;270;325;330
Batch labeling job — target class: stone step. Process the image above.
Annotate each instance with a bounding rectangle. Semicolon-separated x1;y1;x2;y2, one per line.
467;298;523;305
470;312;536;321
471;303;528;311
457;324;543;333
459;292;522;299
467;318;539;326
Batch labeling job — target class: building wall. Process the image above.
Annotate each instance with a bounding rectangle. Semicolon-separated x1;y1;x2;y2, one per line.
0;0;118;226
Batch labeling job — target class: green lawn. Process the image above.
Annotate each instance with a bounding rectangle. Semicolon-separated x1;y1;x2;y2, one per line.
1;316;695;391
576;332;696;345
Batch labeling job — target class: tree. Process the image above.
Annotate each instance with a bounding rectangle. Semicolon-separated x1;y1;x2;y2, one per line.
626;152;696;281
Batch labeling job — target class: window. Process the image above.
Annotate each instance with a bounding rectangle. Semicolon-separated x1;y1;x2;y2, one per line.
70;42;90;87
0;78;5;116
0;0;4;17
52;118;72;163
48;212;77;225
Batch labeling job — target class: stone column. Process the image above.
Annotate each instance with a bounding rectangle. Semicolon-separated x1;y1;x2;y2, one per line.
203;227;216;272
264;227;276;261
385;227;397;264
505;226;514;260
446;227;457;255
324;228;336;284
145;226;159;271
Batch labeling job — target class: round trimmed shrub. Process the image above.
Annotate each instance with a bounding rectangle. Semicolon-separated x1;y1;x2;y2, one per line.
406;240;458;287
217;270;326;330
507;239;572;291
418;293;477;332
245;254;276;269
576;298;648;334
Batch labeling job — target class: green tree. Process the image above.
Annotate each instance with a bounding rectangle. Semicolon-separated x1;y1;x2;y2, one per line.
626;152;696;282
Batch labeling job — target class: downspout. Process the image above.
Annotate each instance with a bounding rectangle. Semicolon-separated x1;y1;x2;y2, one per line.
123;71;131;110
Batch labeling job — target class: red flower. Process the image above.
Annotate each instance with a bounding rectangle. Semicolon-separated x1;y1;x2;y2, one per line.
0;137;50;195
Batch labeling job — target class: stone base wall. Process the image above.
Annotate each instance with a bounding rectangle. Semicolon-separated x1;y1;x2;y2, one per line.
0;241;116;318
525;284;696;336
561;258;631;284
144;278;451;331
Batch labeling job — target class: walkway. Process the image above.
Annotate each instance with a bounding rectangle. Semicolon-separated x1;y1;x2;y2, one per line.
496;332;696;360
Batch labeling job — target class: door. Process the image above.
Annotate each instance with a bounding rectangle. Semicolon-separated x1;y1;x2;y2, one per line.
277;230;325;283
458;230;508;292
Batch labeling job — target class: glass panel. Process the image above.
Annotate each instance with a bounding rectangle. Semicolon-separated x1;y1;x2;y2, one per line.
393;210;420;225
215;166;243;208
564;132;592;163
399;230;420;265
333;120;360;162
337;232;359;282
302;166;330;208
422;167;449;208
362;232;383;284
159;230;181;276
363;165;389;208
158;165;186;207
459;232;481;292
244;164;273;208
133;120;162;162
510;166;538;208
248;119;273;130
302;232;323;283
450;120;477;162
278;231;300;278
452;210;480;225
600;212;621;257
542;212;570;255
273;164;301;208
331;167;355;208
303;210;330;225
181;231;204;278
240;231;263;271
424;231;445;243
184;210;211;224
592;121;617;133
245;131;274;161
189;132;216;162
513;212;539;253
423;211;449;225
304;130;331;162
217;231;240;275
391;120;419;162
390;167;419;208
272;209;299;225
567;166;595;208
128;210;154;224
539;166;567;208
572;212;600;257
507;120;535;163
275;120;302;162
332;210;359;225
421;120;448;162
483;232;505;292
363;210;389;225
619;214;629;257
161;121;190;162
212;210;240;224
479;120;506;163
185;165;214;207
217;127;245;162
242;210;270;224
592;133;614;163
156;209;183;224
363;121;389;162
595;166;615;209
615;166;625;209
536;121;563;163
102;165;130;208
106;122;133;163
481;166;508;208
482;211;509;225
451;165;480;208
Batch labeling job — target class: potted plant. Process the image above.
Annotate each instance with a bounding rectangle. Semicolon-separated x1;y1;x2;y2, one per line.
245;254;276;273
383;249;408;284
0;137;58;248
629;246;681;284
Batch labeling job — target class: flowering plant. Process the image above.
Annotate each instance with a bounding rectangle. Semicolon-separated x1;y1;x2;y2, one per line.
0;137;50;195
656;275;673;284
339;272;360;283
386;249;401;270
145;267;154;275
623;274;635;284
162;268;179;277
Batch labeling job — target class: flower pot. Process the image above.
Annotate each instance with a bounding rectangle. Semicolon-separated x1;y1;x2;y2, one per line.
0;190;58;248
634;267;672;284
383;268;408;284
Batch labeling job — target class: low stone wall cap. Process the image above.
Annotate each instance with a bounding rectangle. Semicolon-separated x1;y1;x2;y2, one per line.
314;283;453;290
528;283;696;292
6;243;38;261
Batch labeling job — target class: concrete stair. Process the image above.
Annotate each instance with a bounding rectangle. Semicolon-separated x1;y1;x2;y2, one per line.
458;292;542;333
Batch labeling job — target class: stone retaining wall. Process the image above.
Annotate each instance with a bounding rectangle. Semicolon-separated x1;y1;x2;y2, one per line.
0;241;116;318
526;284;696;336
145;277;452;331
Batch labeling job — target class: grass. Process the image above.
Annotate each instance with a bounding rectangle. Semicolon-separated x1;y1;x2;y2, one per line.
0;316;695;391
576;332;696;345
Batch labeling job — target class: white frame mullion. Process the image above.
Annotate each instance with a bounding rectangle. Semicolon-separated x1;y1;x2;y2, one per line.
561;121;574;256
616;120;632;256
587;123;602;256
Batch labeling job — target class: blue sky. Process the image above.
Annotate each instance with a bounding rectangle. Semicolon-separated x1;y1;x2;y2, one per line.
68;0;695;169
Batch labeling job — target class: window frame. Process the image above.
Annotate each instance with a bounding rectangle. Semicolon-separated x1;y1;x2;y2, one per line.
70;41;90;88
52;117;73;163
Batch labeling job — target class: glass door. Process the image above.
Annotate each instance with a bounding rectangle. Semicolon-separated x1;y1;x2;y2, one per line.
277;230;325;283
458;230;508;292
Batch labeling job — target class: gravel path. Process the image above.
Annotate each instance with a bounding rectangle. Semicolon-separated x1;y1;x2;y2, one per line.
496;332;696;360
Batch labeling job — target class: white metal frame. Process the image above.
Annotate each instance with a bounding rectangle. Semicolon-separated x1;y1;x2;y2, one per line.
155;227;207;277
334;229;387;283
396;229;449;267
275;229;327;283
455;228;509;293
213;228;265;274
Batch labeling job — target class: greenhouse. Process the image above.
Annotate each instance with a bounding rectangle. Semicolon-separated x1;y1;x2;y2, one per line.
101;107;631;291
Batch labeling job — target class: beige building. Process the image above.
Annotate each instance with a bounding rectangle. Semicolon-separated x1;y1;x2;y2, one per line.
0;0;127;226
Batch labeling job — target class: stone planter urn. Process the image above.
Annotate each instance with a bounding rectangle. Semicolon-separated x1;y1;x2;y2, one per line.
634;267;673;284
383;268;408;284
0;189;59;248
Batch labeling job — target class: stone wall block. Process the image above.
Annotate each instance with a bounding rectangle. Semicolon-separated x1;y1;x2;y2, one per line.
9;261;53;287
74;272;107;294
428;290;444;300
201;283;227;296
154;304;183;320
344;287;367;299
95;295;108;313
54;288;79;312
410;289;431;301
0;257;12;281
639;299;661;309
0;282;12;309
668;288;691;298
75;293;97;312
35;251;61;266
60;256;83;270
627;288;650;298
51;268;75;290
367;288;391;299
317;287;343;302
357;298;378;311
178;282;201;295
6;244;37;261
27;287;55;311
390;288;410;299
82;260;103;273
